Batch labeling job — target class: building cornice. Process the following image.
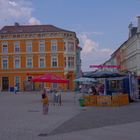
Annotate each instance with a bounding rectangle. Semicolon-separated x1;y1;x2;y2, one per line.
0;32;77;40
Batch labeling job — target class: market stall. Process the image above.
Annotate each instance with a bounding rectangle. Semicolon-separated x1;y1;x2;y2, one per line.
80;71;139;106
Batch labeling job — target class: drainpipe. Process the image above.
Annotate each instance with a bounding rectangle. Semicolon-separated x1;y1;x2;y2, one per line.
137;16;140;33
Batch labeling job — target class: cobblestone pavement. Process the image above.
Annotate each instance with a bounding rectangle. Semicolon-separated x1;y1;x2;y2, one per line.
0;91;81;140
50;102;140;135
0;91;140;140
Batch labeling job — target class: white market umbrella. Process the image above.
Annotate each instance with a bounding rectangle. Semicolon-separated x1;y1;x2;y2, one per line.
74;77;96;84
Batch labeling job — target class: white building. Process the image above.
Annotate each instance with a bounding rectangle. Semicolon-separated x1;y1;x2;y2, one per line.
122;16;140;76
105;16;140;96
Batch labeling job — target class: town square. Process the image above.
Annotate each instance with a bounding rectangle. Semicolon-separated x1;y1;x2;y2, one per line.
0;0;140;139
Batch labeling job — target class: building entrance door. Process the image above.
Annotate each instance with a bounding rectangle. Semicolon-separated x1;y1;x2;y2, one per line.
2;77;9;91
67;74;73;90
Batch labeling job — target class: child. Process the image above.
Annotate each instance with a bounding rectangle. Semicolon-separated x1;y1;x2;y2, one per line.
41;89;49;115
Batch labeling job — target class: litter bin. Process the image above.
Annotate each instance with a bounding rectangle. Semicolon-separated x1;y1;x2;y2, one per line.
9;87;14;92
79;98;85;107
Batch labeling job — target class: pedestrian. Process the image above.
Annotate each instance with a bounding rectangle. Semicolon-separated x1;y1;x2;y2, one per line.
91;85;97;95
52;89;57;106
54;90;60;106
14;85;18;94
79;84;83;93
57;87;62;106
41;88;49;115
41;88;46;99
88;87;92;94
98;84;104;95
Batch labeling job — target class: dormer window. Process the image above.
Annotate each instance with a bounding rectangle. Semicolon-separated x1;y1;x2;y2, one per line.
18;29;23;32
2;30;7;33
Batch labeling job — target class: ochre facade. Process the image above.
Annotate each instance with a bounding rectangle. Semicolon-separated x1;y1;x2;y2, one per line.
0;25;80;91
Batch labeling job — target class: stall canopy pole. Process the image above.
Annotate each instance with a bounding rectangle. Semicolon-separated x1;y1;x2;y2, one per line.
104;78;106;95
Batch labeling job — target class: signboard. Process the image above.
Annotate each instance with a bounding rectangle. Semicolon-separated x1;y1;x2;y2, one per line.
89;65;120;69
26;72;44;76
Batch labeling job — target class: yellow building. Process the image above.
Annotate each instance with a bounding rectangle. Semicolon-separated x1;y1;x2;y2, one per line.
0;23;81;91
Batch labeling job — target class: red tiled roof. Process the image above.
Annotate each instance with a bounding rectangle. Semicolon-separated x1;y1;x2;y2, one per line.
0;24;74;34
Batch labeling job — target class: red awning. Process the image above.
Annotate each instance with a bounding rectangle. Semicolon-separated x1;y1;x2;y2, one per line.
31;73;69;83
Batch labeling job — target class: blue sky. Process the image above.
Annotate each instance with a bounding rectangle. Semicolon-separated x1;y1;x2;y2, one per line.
0;0;140;71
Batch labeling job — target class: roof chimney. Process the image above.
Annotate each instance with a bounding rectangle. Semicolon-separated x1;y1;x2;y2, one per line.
137;16;140;33
128;22;133;38
14;22;20;27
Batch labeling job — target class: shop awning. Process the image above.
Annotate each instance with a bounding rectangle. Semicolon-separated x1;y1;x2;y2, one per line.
83;71;126;78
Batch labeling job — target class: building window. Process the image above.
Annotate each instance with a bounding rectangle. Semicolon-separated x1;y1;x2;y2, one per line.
52;83;58;89
68;57;74;68
14;58;20;68
39;57;45;68
109;80;123;90
51;57;58;67
68;42;74;52
39;40;45;52
26;57;33;68
2;42;8;53
64;42;66;51
2;59;8;69
51;40;57;52
14;42;20;53
26;41;32;53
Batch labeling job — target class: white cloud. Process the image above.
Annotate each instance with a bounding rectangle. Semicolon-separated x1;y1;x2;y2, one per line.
28;17;41;25
0;0;40;26
82;31;104;36
78;33;114;71
9;1;17;6
79;33;99;54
